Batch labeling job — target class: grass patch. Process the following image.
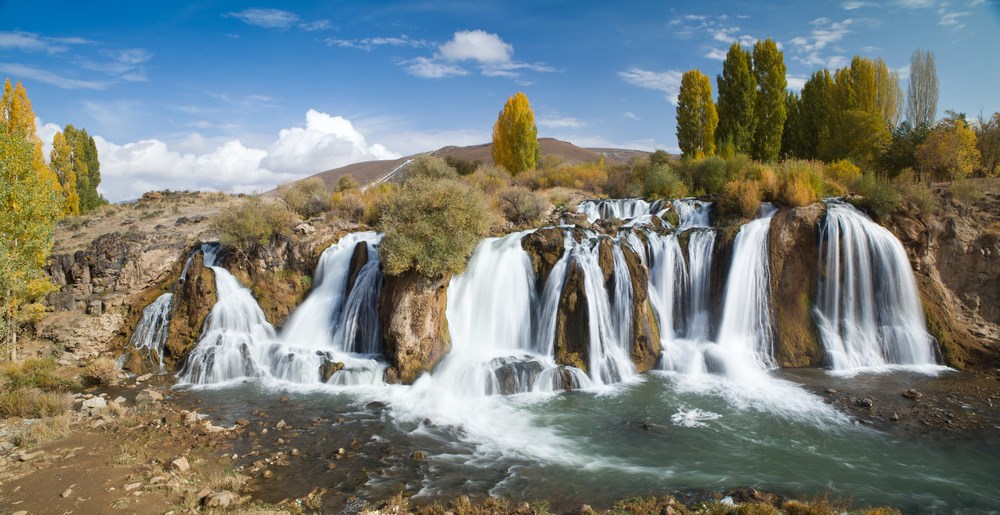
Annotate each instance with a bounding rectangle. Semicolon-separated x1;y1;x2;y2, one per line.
8;413;73;448
0;357;80;391
84;356;121;386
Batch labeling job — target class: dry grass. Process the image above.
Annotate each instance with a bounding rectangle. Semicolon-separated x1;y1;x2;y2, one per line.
0;387;73;418
8;413;73;449
720;179;763;219
84;356;121;386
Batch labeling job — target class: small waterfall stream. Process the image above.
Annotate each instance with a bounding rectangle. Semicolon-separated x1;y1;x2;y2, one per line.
126;292;173;370
816;201;938;370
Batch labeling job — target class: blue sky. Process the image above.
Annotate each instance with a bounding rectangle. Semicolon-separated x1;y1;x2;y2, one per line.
2;0;998;201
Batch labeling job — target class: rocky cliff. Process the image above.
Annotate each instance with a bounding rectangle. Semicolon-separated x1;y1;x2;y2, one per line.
379;271;451;383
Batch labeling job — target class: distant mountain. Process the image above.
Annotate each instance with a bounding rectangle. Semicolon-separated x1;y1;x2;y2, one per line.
295;138;652;192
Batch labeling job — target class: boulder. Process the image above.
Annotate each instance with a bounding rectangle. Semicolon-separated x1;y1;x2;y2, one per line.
554;261;589;372
345;241;369;295
620;243;661;372
379;271;451;384
82;396;107;410
165;252;217;366
768;203;826;367
171;456;190;472
319;359;345;382
136;389;164;404
521;227;566;288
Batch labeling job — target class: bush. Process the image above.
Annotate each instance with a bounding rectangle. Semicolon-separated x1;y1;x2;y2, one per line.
462;165;512;195
825;159;862;185
0;357;78;391
850;174;901;219
405;154;459;181
604;162;642;198
337;175;359;192
720;179;763;219
776;160;825;206
496;186;550;226
515;162;607;193
84;356;120;386
331;183;396;226
0;387;72;418
379;177;498;277
950;179;984;203
642;163;689;198
213;196;296;260
444;155;481;176
893;169;936;216
277;177;332;219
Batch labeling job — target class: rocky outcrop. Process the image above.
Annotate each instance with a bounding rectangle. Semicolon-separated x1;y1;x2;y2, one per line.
164;253;217;367
768;203;826;367
554;261;589;371
521;227;565;289
886;183;1000;369
379;271;451;384
621;243;661;372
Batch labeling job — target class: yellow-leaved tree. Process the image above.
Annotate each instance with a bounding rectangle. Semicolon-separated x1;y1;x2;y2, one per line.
491;92;540;176
1;88;62;360
676;69;718;159
50;131;80;215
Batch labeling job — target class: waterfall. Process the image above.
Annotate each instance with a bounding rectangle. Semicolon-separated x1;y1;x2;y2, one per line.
673;199;713;229
178;234;387;386
646;231;687;343
684;229;716;341
713;203;779;372
126;293;173;370
441;231;590;395
577;199;664;223
815;201;937;370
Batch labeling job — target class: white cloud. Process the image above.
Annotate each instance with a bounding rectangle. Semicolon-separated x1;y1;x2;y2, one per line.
896;0;935;7
841;1;875;9
0;62;107;90
0;31;89;54
326;35;428;51
787;74;807;91
378;128;489;156
537;115;586;129
49;110;400;201
405;56;469;78
623;112;641;121
79;48;153;82
705;47;728;60
618;67;684;105
225;8;330;32
35;117;62;159
938;8;971;28
439;30;512;63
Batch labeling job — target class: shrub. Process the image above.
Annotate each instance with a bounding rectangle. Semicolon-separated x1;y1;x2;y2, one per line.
604;162;642;198
516;162;606;193
8;413;72;448
776;160;825;207
496;186;550;226
462;165;512;195
949;179;984;203
212;196;296;261
444;155;481;176
405;154;459;181
0;357;78;391
0;387;72;418
642;163;689;198
893;169;936;216
850;174;901;219
84;356;120;386
720;179;763;219
689;155;730;194
825;159;862;185
337;175;359;192
379;177;498;277
331;183;396;226
277;177;332;219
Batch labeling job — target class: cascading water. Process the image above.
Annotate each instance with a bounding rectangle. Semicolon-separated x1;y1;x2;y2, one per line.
126;292;173;370
673;198;713;229
815;200;938;370
577;198;666;223
178;234;387;386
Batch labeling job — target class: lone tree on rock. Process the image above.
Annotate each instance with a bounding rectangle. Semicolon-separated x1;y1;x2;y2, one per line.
676;69;718;158
492;92;540;175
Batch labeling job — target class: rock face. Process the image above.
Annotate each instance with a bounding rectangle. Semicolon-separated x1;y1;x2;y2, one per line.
885;183;1000;369
521;227;565;289
379;271;451;384
620;243;661;372
768;203;826;367
554;261;589;371
164;252;217;367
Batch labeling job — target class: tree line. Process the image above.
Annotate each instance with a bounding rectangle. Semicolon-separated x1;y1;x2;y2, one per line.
1;78;105;360
677;43;998;181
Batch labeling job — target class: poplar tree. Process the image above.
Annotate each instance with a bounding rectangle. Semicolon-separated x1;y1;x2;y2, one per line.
64;125;105;213
801;69;834;160
492;92;540;175
676;69;718;158
751;38;787;162
716;42;756;155
1;79;61;194
49;131;80;215
907;49;939;128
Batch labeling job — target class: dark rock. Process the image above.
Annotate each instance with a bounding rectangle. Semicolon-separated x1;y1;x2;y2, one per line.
554;260;589;372
165;251;217;367
380;271;451;384
345;241;369;296
854;397;874;408
319;359;344;382
903;389;924;400
521;227;566;289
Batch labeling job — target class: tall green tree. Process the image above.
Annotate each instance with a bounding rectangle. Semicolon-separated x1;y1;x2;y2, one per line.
974;112;1000;177
64;125;104;213
800;69;834;160
827;57;893;169
874;57;903;128
49;131;80;215
781;92;805;159
716;43;756;154
751;38;787;162
492;92;540;176
907;49;938;128
676;69;718;158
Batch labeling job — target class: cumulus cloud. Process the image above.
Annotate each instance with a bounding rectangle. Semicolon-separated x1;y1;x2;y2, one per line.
786;74;808;91
618;67;684;105
405;29;554;79
537;115;586;129
46;110;400;201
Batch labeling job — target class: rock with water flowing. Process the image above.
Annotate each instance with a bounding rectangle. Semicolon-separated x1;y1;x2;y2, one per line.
165;251;217;365
815;200;938;370
380;270;452;383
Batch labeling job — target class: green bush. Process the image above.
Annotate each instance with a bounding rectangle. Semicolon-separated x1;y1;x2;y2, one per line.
850;174;901;219
893;169;936;217
462;165;513;195
950;179;984;203
405;154;459;181
277;177;332;219
444;155;481;176
642;163;689;198
213;196;296;260
337;175;359;192
496;186;550;226
604;162;642;198
688;155;730;193
379;177;498;277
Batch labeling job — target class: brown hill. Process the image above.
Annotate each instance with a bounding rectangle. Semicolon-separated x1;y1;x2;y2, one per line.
299;138;651;192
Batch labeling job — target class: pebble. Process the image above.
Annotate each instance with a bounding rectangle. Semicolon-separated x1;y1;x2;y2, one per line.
275;420;286;429
124;482;142;492
171;456;190;472
903;389;924;400
410;451;427;461
114;396;127;404
290;448;300;457
262;469;273;479
61;487;73;498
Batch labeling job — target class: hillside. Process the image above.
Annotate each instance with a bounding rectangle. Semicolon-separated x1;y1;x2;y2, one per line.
299;137;651;192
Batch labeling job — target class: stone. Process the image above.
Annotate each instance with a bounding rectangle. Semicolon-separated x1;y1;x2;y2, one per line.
136;389;163;404
290;448;300;457
135;373;152;382
554;260;589;372
275;420;286;429
171;456;190;472
380;271;451;383
82;397;107;410
114;396;127;404
410;451;427;461
903;389;924;400
165;252;217;366
124;482;142;491
235;418;250;427
570;504;596;515
61;487;73;498
854;398;874;409
205;491;239;508
319;360;344;382
262;469;273;479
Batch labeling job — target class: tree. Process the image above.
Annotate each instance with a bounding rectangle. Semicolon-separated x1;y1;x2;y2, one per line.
974;111;1000;178
827;57;892;169
781;92;805;159
63;125;105;213
676;69;718;158
751;38;787;162
800;69;834;160
915;117;980;181
874;57;903;128
491;92;540;175
879;121;930;179
1;125;62;361
907;49;939;128
49;132;80;215
716;43;756;154
1;79;61;196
